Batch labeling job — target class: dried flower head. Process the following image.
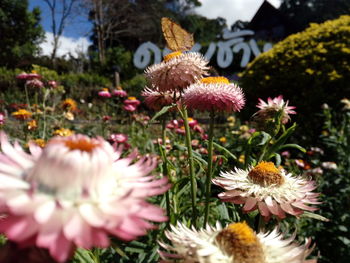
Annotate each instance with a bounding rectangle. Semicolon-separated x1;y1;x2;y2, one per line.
159;221;315;263
0;133;169;262
145;52;209;93
213;161;320;220
254;95;296;125
183;77;245;112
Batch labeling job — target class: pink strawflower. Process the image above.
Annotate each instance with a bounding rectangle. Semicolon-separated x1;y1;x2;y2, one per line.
109;133;128;144
141;86;178;111
124;97;141;107
0;133;169;262
175;127;186;135
187;117;198;128
166;120;180;129
112;88;128;97
102;115;111;122
254;95;296;124
212;161;320;221
124;104;137;112
145;52;209;93
47;80;58;89
16;72;41;80
183;77;245;112
0;113;5;125
26;79;44;89
98;88;111;98
193;125;204;134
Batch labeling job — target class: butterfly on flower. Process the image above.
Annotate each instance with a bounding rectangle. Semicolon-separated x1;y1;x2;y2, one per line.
161;17;195;52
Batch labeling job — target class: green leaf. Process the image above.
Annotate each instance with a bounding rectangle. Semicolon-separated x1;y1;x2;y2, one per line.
217;203;230;220
300;212;330;222
278;143;306;153
266;123;297;156
148;104;176;125
73;249;95;263
257;131;272;146
212;142;237;160
193;151;208;166
271;153;281;166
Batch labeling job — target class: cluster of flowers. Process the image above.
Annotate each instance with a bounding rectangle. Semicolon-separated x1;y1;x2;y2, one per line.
0;50;321;263
16;71;57;89
98;86;142;112
142;51;319;262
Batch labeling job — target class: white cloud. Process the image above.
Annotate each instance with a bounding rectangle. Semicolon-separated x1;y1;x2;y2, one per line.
195;0;281;27
40;32;91;58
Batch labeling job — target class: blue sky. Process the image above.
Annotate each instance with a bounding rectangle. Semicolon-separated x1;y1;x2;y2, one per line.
29;0;92;39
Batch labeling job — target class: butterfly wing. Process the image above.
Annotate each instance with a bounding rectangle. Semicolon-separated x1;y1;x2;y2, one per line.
161;17;194;52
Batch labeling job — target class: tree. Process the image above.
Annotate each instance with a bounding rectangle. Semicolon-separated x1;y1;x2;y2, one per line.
240;15;350;139
84;0;203;64
279;0;350;33
42;0;79;61
0;0;44;68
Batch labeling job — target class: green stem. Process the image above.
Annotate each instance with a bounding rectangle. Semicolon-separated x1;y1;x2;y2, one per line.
258;141;270;162
41;89;50;139
24;84;31;111
181;107;197;227
161;117;172;225
204;110;215;226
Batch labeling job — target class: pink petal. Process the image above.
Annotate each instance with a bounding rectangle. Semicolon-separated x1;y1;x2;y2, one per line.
34;200;56;223
49;232;74;263
243;197;257;212
258;201;270;217
64;213;92;248
280;203;302;215
91;228;110;247
79;203;105;227
265;196;279;215
292;201;318;212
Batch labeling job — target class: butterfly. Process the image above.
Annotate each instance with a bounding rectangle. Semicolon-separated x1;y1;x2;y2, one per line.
161;17;194;52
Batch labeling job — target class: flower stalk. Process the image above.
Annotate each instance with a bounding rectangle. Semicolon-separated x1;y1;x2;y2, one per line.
203;110;215;226
161;117;172;225
180;106;197;227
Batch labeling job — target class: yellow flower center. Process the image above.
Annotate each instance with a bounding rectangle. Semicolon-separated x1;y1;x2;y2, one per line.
62;99;77;111
248;161;284;186
117;86;123;90
27;120;37;130
219;137;227;143
54;128;74;137
12;109;32;120
64;138;100;153
163;51;183;62
102;88;109;92
216;222;264;263
128;96;137;100
200;76;230;84
28;139;46;148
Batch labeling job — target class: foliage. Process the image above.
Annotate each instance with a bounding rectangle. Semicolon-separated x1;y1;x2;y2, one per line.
179;14;226;45
0;66;111;104
280;0;350;33
240;15;350;139
121;74;147;96
0;0;44;68
301;104;350;263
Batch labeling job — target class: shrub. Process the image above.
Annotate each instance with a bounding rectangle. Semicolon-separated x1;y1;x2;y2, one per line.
240;15;350;138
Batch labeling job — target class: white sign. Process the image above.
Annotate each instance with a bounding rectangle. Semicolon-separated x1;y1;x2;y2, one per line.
133;28;273;69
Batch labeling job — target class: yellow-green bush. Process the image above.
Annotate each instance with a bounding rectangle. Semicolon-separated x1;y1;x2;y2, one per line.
241;15;350;135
